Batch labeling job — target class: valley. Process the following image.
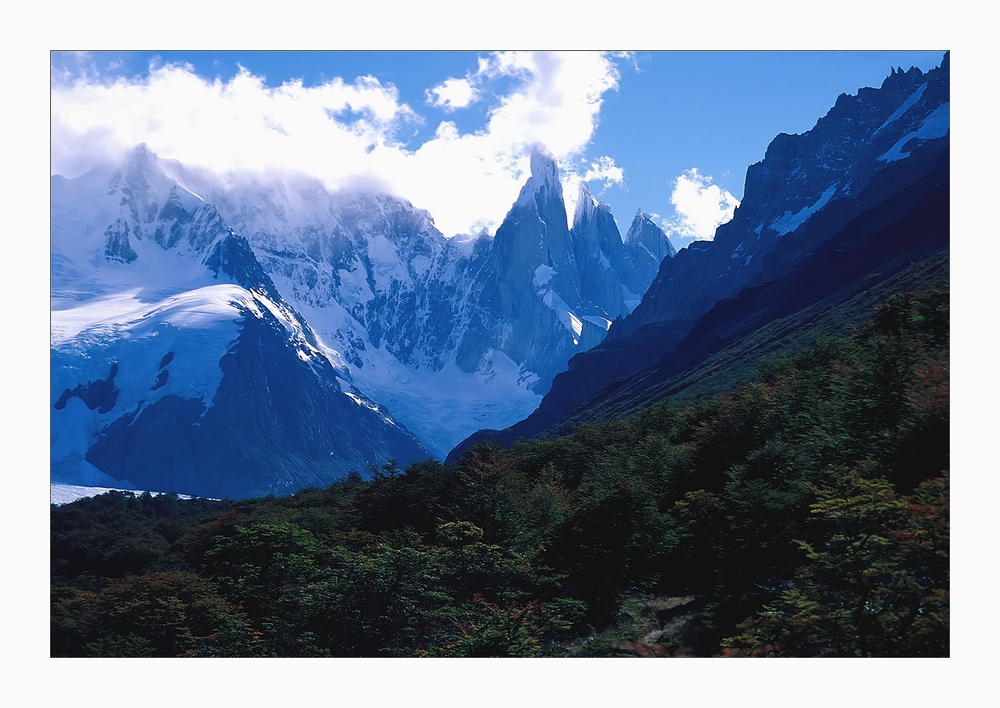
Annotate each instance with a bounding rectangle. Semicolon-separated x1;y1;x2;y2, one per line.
50;51;950;659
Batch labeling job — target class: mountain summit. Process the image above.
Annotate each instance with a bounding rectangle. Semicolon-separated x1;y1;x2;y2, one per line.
51;144;676;494
448;54;950;460
515;144;565;211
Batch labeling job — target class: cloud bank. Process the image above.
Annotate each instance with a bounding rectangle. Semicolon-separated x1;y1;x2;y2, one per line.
51;51;628;237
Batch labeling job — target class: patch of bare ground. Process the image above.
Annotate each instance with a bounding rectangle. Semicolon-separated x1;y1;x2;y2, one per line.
565;595;702;657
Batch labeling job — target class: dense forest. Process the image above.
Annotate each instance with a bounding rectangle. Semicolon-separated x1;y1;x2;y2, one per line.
51;284;948;657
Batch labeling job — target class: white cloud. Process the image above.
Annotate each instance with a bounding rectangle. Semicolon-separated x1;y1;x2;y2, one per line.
50;52;627;238
661;168;739;247
474;52;622;160
582;156;625;189
426;77;479;111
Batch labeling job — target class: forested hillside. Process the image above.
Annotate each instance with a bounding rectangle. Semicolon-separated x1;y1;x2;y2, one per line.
51;283;948;657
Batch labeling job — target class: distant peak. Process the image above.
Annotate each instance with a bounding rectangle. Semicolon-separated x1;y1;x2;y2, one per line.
624;210;673;257
624;211;644;240
515;143;564;208
628;209;652;229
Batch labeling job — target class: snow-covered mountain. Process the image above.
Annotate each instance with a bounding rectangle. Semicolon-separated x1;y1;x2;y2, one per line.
51;142;674;494
51;149;431;499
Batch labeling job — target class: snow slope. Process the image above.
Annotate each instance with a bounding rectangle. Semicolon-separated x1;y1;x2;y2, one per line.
50;148;429;498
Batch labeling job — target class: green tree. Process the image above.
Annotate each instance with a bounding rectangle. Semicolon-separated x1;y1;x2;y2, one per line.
725;468;949;656
549;477;679;622
64;572;256;657
422;522;584;657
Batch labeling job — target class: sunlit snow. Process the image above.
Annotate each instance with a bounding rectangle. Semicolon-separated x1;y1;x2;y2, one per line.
50;284;257;482
582;315;612;331
567;310;584;338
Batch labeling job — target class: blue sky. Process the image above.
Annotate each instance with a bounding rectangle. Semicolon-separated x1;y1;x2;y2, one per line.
51;50;945;247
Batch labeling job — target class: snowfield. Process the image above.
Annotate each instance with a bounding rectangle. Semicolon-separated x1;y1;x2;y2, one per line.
50;284;253;483
51;482;214;506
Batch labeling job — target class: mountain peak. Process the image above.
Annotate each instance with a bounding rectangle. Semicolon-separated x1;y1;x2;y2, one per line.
515;144;564;208
119;142;169;184
623;210;675;262
126;142;158;167
529;144;558;180
625;209;653;239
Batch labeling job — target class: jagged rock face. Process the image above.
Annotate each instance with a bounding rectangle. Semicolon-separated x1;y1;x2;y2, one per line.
104;145;228;259
465;147;676;391
103;219;138;263
618;54;950;339
471;147;588;387
570;186;677;320
204;230;286;303
571;183;629;320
